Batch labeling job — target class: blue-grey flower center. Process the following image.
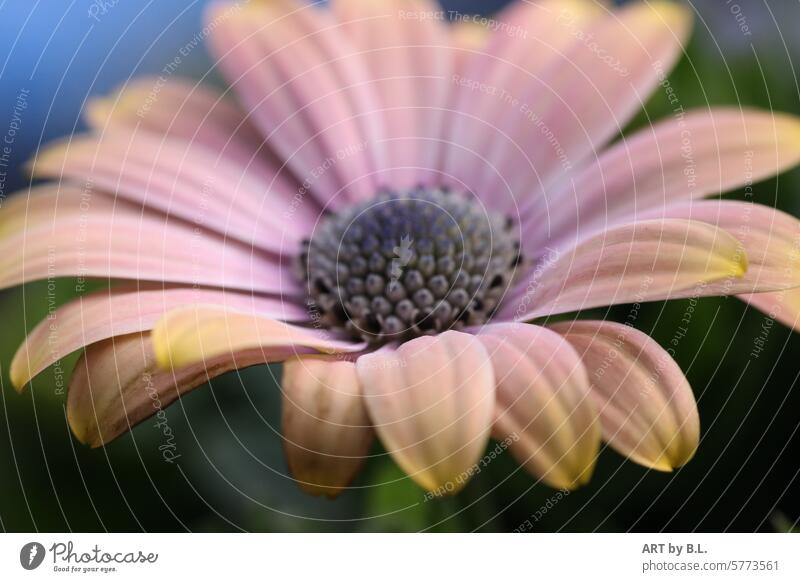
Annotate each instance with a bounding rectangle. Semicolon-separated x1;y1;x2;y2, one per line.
299;188;522;345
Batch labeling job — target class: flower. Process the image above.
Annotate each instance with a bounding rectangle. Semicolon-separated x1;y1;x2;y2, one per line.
5;0;800;498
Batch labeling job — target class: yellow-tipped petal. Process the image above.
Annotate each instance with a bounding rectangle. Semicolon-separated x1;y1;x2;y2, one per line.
151;306;362;371
648;0;694;35
68;333;266;447
9;353;30;393
357;331;495;495
553;321;700;473
282;357;374;498
477;323;600;491
519;219;751;320
742;288;800;333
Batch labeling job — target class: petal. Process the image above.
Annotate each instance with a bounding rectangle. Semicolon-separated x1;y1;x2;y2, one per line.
531;109;800;252
476;323;600;489
85;76;286;184
646;200;800;294
449;20;488;71
32;130;313;252
11;286;307;391
152;306;364;370
444;0;605;211
472;1;691;213
68;333;272;447
552;321;700;471
506;219;747;320
0;185;293;294
741;289;800;332
356;330;494;493
332;0;453;189
207;0;382;207
281;357;374;498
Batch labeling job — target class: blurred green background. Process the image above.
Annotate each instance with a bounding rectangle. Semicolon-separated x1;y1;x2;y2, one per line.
1;1;799;532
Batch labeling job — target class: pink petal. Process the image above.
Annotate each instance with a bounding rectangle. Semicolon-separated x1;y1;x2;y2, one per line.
476;323;600;489
152;305;363;371
531;109;800;253
0;185;294;294
332;0;453;189
85;76;295;189
448;19;488;73
552;321;699;471
68;333;278;447
443;0;605;211
645;200;800;294
461;2;690;214
11;285;307;390
207;1;382;207
282;357;374;498
739;289;800;333
504;219;747;321
32;130;314;252
356;330;494;493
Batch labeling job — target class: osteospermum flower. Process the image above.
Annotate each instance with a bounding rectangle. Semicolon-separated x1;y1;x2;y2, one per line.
6;0;800;497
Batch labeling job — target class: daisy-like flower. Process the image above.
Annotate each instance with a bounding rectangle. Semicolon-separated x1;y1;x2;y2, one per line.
5;0;800;498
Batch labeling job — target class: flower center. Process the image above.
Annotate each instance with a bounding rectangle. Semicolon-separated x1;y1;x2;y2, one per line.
299;188;522;346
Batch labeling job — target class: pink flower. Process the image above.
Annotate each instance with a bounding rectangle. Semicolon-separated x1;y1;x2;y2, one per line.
6;0;800;497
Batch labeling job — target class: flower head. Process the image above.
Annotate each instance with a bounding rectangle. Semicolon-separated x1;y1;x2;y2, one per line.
6;0;800;498
300;187;522;344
